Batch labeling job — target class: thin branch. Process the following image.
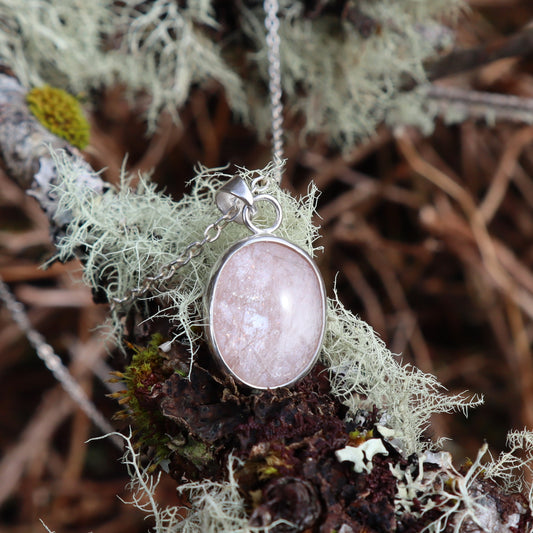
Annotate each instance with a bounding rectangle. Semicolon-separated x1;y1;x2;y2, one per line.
0;388;73;506
427;25;533;81
427;85;533;124
0;72;105;232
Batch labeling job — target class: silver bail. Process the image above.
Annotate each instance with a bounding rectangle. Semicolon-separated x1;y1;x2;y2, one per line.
215;176;255;224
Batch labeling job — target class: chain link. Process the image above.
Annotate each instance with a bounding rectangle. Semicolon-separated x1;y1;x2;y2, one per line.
0;276;121;447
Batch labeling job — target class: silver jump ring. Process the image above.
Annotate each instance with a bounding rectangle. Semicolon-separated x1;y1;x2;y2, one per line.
242;194;282;234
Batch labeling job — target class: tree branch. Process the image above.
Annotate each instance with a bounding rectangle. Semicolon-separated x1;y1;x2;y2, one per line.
427;25;533;81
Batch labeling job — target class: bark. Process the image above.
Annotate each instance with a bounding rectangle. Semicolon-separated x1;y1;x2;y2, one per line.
0;69;105;238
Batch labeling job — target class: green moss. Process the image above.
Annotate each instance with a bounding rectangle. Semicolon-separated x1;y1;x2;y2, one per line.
116;334;215;469
258;466;279;479
125;333;164;388
26;85;90;149
178;439;214;470
116;333;171;462
349;428;374;442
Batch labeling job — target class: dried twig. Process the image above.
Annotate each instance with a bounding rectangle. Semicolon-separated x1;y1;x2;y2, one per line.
428;85;533;124
427;25;533;81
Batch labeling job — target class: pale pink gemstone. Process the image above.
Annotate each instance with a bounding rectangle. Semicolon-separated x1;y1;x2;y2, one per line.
208;237;325;389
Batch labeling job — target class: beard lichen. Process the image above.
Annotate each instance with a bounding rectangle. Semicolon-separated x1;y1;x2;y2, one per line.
0;0;462;147
90;431;262;533
48;148;533;531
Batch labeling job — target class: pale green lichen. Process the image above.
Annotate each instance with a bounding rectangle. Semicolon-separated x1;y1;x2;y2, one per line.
391;444;493;532
322;296;483;455
483;430;533;494
241;0;460;147
0;0;117;93
0;0;245;132
391;435;533;532
50;151;319;363
50;149;481;455
111;0;248;130
0;0;461;145
174;459;290;533
91;430;283;533
106;428;533;532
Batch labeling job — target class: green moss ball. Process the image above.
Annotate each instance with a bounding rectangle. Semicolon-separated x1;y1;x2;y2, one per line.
26;85;90;150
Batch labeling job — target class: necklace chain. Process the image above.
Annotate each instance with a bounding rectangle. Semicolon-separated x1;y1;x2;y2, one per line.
264;0;284;179
0;1;286;443
0;277;118;441
111;207;239;308
111;1;285;309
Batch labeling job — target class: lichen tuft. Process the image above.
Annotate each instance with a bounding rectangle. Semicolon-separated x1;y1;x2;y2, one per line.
0;0;462;147
26;85;90;149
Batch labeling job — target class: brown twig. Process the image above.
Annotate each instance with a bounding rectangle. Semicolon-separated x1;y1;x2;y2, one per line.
428;85;533;124
396;129;512;296
0;334;116;506
427;25;533;81
0;387;74;506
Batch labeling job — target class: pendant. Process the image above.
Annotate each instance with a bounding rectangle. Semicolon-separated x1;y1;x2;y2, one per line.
204;178;327;389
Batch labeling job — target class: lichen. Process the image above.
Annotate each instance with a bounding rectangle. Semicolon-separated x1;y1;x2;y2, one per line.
322;295;483;455
335;439;389;474
483;430;533;494
0;0;245;133
89;431;241;532
0;0;117;92
240;0;460;147
91;430;279;533
0;0;462;146
390;445;491;532
50;149;482;456
99;426;533;532
26;85;90;149
49;150;320;366
390;439;533;532
111;0;248;130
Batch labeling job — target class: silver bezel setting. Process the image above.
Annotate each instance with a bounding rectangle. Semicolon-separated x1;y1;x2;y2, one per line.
204;234;327;389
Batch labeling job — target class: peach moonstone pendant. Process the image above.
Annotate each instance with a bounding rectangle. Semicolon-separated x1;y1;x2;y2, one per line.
204;178;327;389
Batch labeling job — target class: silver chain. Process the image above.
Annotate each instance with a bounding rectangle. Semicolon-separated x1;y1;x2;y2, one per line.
0;277;120;446
110;206;239;308
111;1;285;308
264;0;284;182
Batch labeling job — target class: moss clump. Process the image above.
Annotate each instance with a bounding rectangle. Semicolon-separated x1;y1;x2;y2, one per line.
26;85;90;149
112;333;172;463
124;333;165;393
113;334;216;471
